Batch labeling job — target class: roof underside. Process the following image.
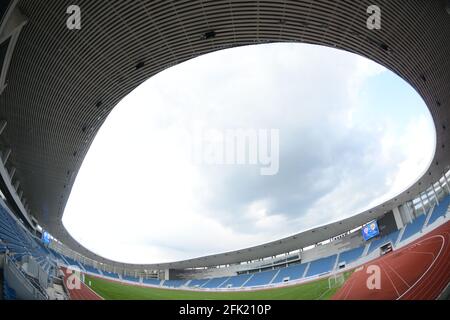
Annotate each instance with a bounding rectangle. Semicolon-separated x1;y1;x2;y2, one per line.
1;0;449;269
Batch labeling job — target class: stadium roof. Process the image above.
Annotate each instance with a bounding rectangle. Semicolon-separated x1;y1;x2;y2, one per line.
0;0;449;269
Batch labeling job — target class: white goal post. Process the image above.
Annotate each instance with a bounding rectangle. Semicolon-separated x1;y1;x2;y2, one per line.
328;272;345;289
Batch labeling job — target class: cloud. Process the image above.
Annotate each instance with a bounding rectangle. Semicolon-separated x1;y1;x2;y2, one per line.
62;43;434;264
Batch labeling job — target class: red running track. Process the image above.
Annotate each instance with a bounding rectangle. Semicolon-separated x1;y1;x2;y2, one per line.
60;267;103;300
333;220;450;300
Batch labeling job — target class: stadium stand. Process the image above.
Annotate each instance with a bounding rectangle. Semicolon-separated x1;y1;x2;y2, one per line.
162;279;188;288
0;200;56;275
80;263;101;275
187;278;210;288
202;276;230;288
337;246;365;265
367;229;401;254
243;270;278;287
102;270;120;281
143;278;161;286
271;263;307;283
0;0;449;301
401;214;427;241
122;274;139;282
428;195;450;226
219;274;253;288
76;210;448;291
305;255;337;277
63;256;84;270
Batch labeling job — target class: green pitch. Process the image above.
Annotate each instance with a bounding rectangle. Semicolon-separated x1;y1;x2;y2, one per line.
84;273;350;300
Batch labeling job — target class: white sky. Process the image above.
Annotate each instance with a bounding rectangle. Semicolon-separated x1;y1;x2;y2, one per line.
62;43;435;264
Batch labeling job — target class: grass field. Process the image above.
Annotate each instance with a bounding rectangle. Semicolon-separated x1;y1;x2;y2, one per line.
84;272;351;300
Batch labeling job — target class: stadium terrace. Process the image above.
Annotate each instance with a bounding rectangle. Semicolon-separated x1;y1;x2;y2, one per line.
0;0;449;301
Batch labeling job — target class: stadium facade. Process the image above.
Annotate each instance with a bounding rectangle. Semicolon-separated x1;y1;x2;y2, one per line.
0;0;449;299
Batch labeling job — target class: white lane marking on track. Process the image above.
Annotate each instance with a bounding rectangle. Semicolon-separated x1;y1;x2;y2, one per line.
413;232;450;299
396;235;445;300
381;260;411;288
379;263;400;298
343;273;358;300
405;251;435;259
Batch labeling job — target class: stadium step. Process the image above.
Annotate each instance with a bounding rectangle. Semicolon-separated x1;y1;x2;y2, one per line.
396;227;406;246
302;263;310;278
424;205;435;228
269;269;280;284
218;277;230;288
362;243;371;256
200;278;211;288
241;274;254;287
332;253;340;271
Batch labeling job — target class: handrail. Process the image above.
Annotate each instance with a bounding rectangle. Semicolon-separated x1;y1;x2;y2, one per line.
5;254;48;300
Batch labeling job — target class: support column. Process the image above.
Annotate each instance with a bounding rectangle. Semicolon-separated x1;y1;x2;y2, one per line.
419;193;427;216
424;188;434;208
431;184;439;205
444;173;450;193
2;148;11;165
0;120;7;135
13;180;20;192
392;206;404;229
8;166;15;180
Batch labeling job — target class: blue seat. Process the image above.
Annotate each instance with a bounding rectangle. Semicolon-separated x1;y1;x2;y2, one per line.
401;214;426;241
428;195;450;226
220;274;252;288
368;230;400;254
163;279;188;288
81;263;101;275
272;263;307;283
202;276;230;288
122;274;138;282
143;278;161;286
243;270;277;287
338;246;365;265
305;255;337;277
188;279;210;288
103;270;120;279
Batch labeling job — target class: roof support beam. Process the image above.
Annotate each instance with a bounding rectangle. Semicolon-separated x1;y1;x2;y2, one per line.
0;1;28;95
0;120;7;135
2;148;11;165
13;179;19;191
8;166;15;180
431;184;439;205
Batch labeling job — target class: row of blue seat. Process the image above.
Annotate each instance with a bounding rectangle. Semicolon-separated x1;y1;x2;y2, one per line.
67;200;446;290
2;192;447;292
0;201;55;275
428;194;450;226
183;206;449;289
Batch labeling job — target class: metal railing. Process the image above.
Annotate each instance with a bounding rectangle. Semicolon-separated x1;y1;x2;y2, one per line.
4;254;48;300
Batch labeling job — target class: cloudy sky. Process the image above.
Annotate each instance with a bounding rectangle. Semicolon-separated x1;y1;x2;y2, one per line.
62;43;435;264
